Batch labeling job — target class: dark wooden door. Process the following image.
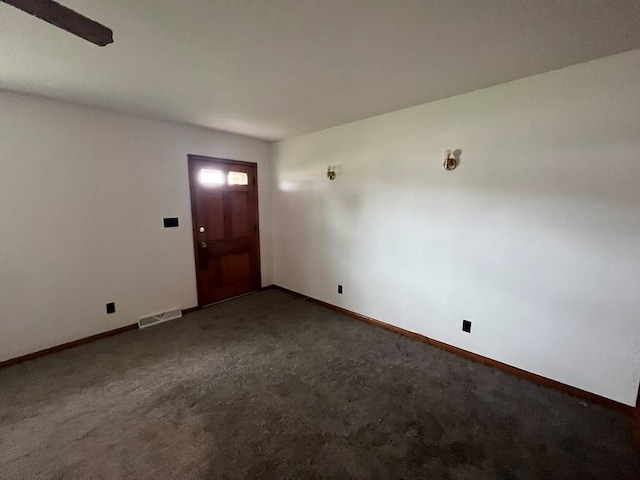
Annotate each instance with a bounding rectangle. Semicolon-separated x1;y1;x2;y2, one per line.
188;155;261;306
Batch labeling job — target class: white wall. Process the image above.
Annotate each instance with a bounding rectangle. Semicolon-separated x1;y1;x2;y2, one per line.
0;91;272;362
272;49;640;406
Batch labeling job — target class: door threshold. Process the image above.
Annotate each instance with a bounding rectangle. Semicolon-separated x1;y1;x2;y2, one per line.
201;290;259;309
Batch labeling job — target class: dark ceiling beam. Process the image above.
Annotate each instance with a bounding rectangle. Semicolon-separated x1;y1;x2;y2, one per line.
1;0;113;46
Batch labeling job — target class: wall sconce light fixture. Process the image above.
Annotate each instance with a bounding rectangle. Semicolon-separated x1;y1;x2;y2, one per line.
327;165;336;180
443;149;457;171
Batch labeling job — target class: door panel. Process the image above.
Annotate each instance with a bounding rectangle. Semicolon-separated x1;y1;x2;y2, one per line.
220;253;251;285
229;192;250;238
188;156;260;306
196;191;225;241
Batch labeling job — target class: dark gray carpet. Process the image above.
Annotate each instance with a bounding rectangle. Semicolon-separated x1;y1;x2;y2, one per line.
0;290;638;479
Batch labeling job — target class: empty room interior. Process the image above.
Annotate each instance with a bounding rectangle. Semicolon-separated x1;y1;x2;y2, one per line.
1;1;640;478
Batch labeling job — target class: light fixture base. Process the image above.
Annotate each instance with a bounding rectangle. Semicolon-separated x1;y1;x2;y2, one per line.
443;150;457;171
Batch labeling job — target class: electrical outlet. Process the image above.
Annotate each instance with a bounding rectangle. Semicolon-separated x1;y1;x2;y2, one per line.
462;319;471;333
338;285;343;294
106;302;116;314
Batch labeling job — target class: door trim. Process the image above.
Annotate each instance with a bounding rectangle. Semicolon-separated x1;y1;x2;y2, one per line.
187;154;261;308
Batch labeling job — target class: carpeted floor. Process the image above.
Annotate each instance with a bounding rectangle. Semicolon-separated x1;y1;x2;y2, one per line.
0;289;638;479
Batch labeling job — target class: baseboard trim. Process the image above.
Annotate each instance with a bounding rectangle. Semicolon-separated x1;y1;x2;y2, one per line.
0;323;139;369
181;306;201;316
271;285;636;417
3;288;638;423
636;384;640;430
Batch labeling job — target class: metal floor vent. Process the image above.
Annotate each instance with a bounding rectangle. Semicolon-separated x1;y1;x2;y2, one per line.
138;308;182;329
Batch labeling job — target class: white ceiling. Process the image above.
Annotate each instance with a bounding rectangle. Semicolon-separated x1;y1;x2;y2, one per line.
1;1;640;141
